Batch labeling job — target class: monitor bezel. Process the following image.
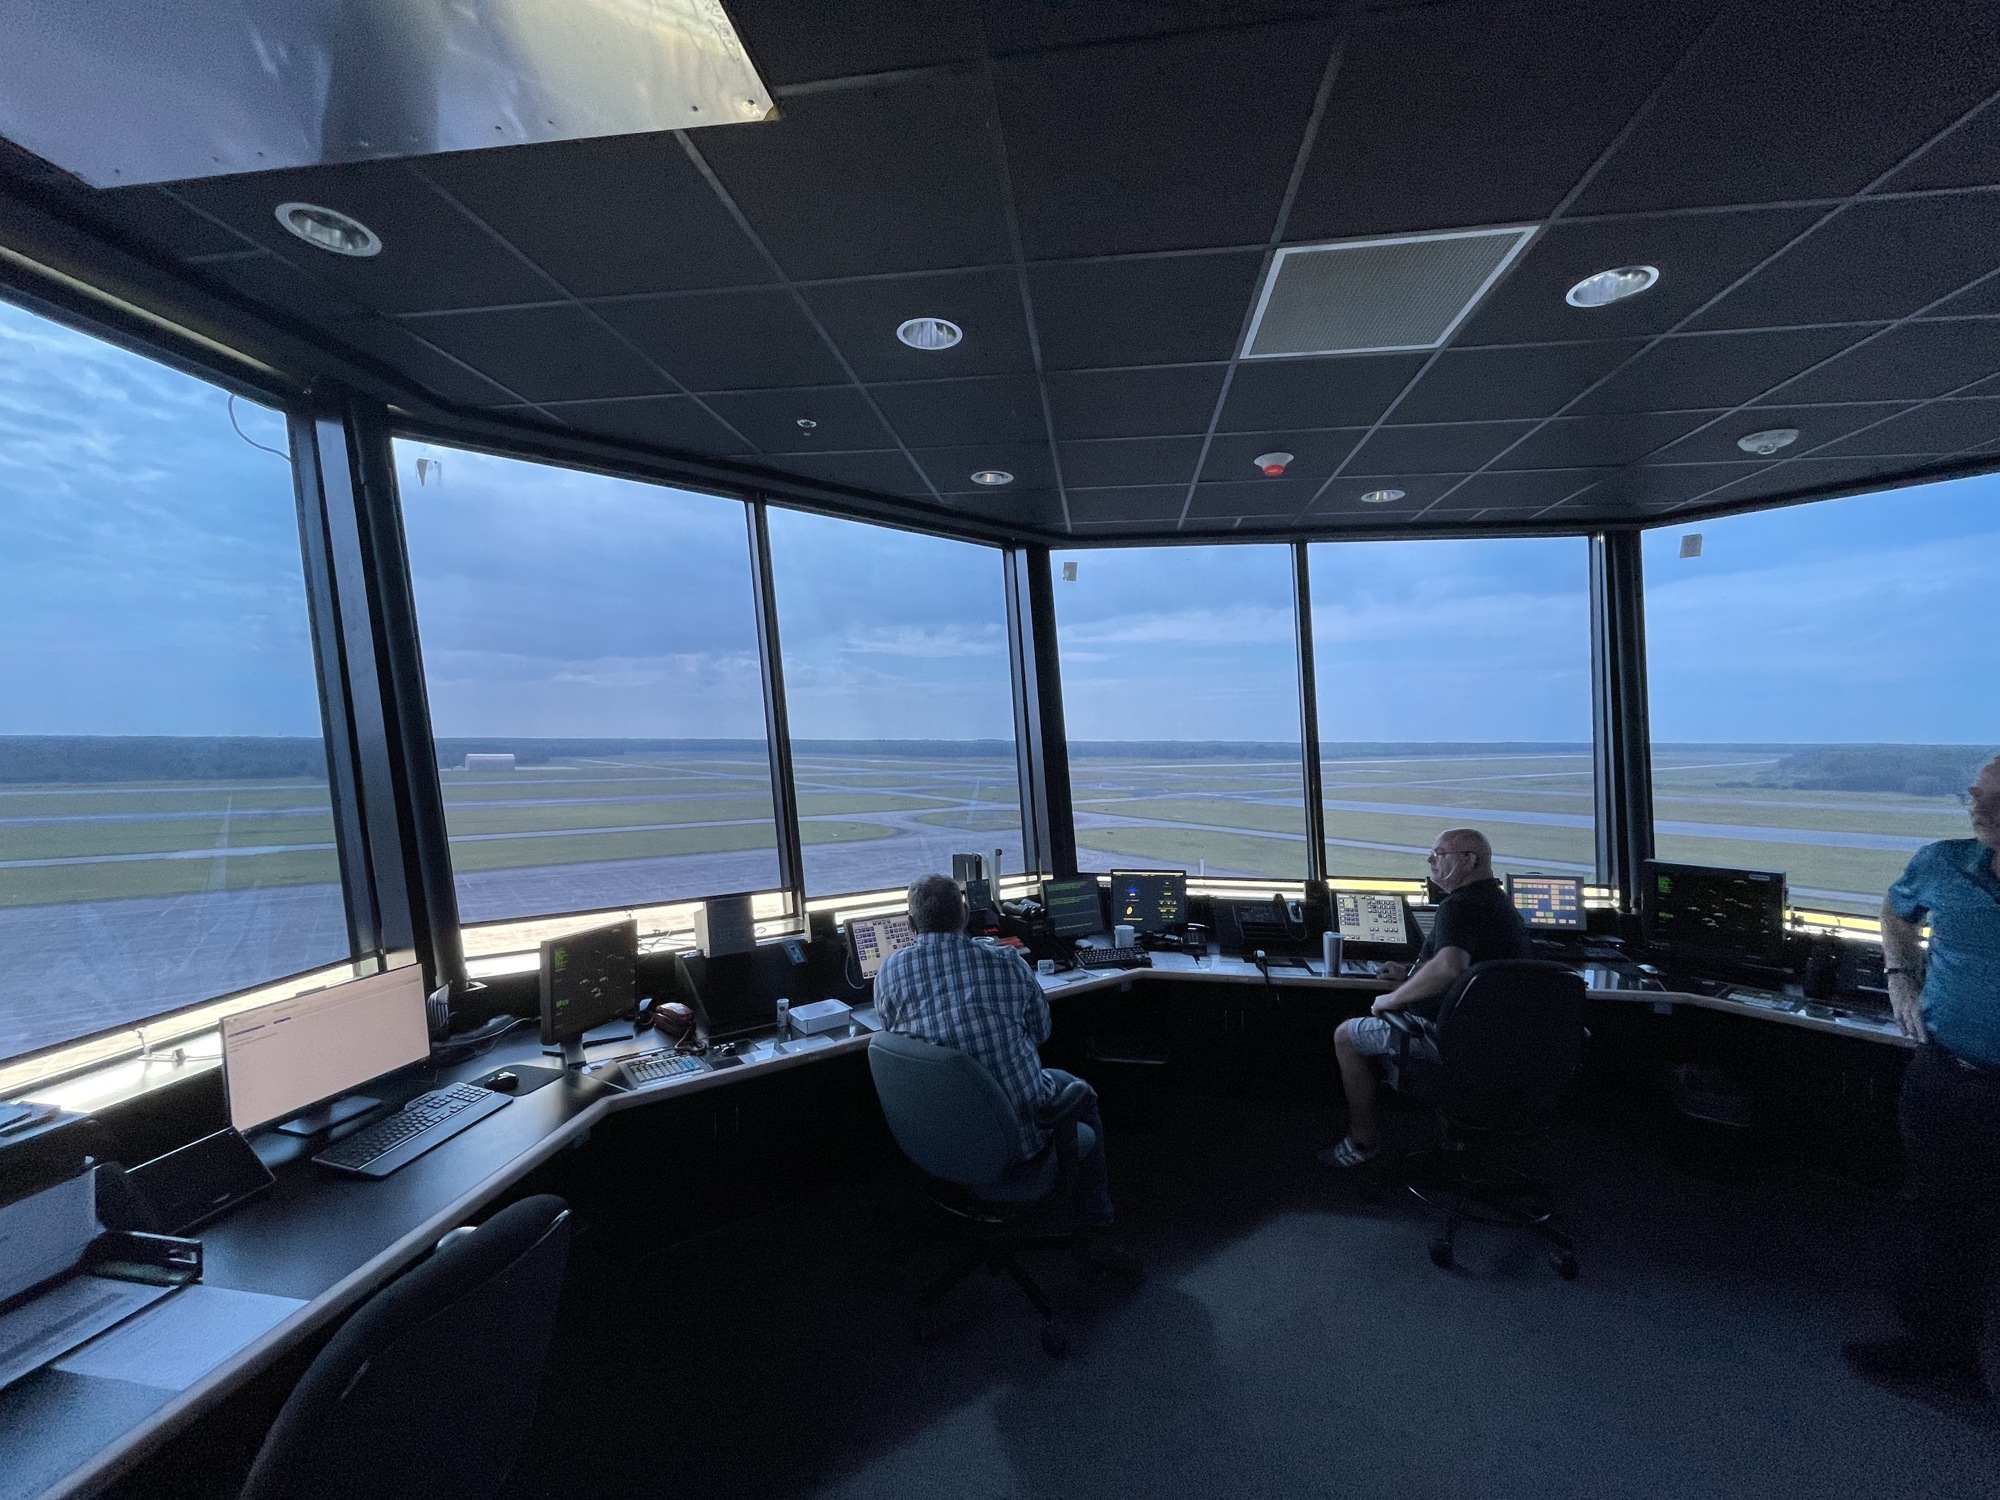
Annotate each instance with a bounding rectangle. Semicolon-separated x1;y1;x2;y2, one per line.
1505;873;1588;932
1638;859;1788;963
1040;875;1105;939
1108;868;1189;934
538;917;640;1047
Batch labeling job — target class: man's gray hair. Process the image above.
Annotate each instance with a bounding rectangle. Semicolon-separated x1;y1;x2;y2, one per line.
907;873;966;934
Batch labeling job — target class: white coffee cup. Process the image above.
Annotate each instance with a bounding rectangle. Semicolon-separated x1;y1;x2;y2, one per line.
1114;924;1136;947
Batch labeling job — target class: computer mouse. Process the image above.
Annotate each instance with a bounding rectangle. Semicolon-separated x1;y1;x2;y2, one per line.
484;1070;519;1092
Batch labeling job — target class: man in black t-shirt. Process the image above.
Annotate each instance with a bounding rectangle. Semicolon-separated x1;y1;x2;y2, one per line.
1320;828;1530;1168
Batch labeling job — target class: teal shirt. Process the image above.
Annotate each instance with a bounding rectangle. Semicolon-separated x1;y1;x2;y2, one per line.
1888;838;2000;1068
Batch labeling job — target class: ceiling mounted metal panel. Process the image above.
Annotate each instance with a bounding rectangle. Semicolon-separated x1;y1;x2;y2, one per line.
0;0;774;188
1242;226;1535;358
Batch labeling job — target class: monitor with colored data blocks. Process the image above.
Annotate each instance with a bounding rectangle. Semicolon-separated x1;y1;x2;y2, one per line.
1508;874;1587;931
849;913;917;979
1333;891;1409;947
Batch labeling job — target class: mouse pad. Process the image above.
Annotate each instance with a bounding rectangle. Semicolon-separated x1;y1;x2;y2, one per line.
476;1064;566;1096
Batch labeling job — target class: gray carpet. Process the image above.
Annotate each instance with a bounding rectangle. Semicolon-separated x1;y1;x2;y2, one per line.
505;1095;1998;1500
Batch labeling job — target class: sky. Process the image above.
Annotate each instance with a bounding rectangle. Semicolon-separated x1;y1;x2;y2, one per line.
5;290;1998;749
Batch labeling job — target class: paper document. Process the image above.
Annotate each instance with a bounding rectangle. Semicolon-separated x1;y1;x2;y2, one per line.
0;1275;173;1390
55;1284;304;1391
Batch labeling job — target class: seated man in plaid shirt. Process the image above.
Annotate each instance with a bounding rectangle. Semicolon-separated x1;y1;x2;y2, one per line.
875;873;1136;1271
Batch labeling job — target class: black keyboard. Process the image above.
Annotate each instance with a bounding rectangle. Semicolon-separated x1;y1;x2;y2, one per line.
313;1083;510;1179
1074;945;1150;970
621;1050;706;1087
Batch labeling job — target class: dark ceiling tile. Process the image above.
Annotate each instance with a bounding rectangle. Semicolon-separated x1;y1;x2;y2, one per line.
696;73;1011;279
722;0;981;86
331;318;521;407
1446;469;1613;510
997;21;1336;260
1691;193;2000;330
99;186;259;259
699;386;895;452
1394;341;1644;423
1816;397;2000;456
170;160;553;313
199;252;373;322
599;289;847;391
912;444;1056;493
871;375;1048;445
934;486;1069;532
420;135;769;297
1931;275;2000;314
1186;479;1314;519
1310;474;1471;513
1350;421;1539;474
1882;106;2000;192
1067;486;1187;526
1723;454;1922;502
1060;436;1203;488
412;306;670;403
1645;402;1907;463
1590;461;1765;507
800;269;1033;381
1030;253;1265;369
1200;429;1364;483
759;450;932;498
1574;0;2000;213
1219;354;1427;430
1288;0;1712;240
542;395;749;454
1757;320;2000;403
1492;411;1719;470
1045;365;1226;440
1455;207;1824;345
1573;326;1862;414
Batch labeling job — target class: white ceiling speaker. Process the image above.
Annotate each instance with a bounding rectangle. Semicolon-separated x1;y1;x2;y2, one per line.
275;202;380;257
1565;265;1659;307
1359;488;1406;504
896;317;962;350
1736;427;1800;456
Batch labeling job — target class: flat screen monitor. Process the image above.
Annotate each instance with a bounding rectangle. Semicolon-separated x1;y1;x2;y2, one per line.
1333;891;1409;947
1508;874;1586;931
222;967;430;1133
1641;861;1787;964
539;919;638;1047
1110;870;1187;934
849;913;917;980
1041;876;1104;939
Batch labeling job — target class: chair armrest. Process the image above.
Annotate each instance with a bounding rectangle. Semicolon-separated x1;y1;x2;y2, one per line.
1379;1011;1426;1039
1036;1077;1095;1129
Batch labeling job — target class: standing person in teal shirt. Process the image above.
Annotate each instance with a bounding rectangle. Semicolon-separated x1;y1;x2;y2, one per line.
1845;754;2000;1398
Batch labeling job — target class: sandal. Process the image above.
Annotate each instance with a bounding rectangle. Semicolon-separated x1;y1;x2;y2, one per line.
1318;1136;1381;1169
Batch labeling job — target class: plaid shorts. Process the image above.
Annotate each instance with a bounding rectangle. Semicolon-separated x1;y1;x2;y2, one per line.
1345;1014;1440;1062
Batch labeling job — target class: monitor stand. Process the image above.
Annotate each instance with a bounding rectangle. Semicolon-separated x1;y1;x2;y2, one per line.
275;1093;379;1137
541;1019;636;1064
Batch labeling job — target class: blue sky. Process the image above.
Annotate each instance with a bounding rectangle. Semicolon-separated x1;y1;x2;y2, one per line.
5;291;1998;748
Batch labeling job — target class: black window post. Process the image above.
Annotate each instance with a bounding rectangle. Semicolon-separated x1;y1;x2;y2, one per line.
746;499;807;923
1590;530;1655;909
1005;546;1076;879
1294;541;1327;884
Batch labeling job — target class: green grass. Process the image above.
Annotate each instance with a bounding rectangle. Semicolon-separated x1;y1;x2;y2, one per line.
913;808;1024;831
0;852;343;908
1075;826;1308;877
441;818;889;872
0;813;338;860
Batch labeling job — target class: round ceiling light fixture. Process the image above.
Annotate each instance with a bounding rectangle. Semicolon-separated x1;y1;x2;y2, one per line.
970;469;1014;486
1254;450;1294;477
896;316;963;351
1565;265;1659;308
1736;427;1800;456
275;202;382;257
1359;488;1406;504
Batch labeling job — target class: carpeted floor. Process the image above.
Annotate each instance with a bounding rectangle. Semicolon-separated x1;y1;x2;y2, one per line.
503;1094;1998;1500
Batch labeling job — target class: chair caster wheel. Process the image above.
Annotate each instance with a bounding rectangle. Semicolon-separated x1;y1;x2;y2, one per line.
1040;1320;1067;1359
1428;1238;1454;1270
1551;1250;1578;1281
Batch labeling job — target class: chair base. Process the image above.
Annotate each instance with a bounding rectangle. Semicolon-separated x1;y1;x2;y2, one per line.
1398;1142;1578;1280
912;1191;1078;1357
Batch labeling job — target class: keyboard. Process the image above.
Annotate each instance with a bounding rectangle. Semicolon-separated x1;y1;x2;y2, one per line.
620;1050;706;1087
1074;945;1151;970
313;1083;510;1179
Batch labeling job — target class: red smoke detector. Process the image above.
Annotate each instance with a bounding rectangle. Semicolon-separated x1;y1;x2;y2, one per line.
1254;450;1293;477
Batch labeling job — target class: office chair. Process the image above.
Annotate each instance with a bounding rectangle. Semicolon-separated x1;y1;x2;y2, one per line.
1379;960;1587;1279
867;1032;1096;1357
240;1194;571;1500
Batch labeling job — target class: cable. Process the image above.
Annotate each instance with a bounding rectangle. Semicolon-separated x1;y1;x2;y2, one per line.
227;394;290;460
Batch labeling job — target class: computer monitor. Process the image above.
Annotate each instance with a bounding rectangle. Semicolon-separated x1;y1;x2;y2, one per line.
1041;876;1104;939
539;919;638;1052
1640;861;1788;965
1508;874;1586;931
849;913;917;980
1333;891;1410;947
1110;870;1187;934
222;966;431;1134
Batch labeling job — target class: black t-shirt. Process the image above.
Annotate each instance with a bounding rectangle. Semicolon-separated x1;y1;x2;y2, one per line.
1409;877;1530;1021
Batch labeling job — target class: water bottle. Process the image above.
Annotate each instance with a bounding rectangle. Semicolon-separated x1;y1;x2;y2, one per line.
774;997;790;1043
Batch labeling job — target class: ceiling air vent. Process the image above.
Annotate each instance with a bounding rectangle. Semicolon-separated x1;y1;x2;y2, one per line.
1242;226;1534;358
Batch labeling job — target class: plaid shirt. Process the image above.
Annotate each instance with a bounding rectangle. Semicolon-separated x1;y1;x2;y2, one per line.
874;931;1055;1157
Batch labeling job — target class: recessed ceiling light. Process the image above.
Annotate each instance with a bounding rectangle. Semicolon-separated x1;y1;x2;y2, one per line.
275;202;381;257
795;418;817;432
970;469;1013;486
1565;265;1658;308
1359;488;1406;504
896;317;963;351
1736;427;1799;456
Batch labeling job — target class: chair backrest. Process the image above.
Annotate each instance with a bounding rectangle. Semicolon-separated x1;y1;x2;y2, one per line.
1432;960;1588;1129
240;1194;571;1500
868;1032;1024;1187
